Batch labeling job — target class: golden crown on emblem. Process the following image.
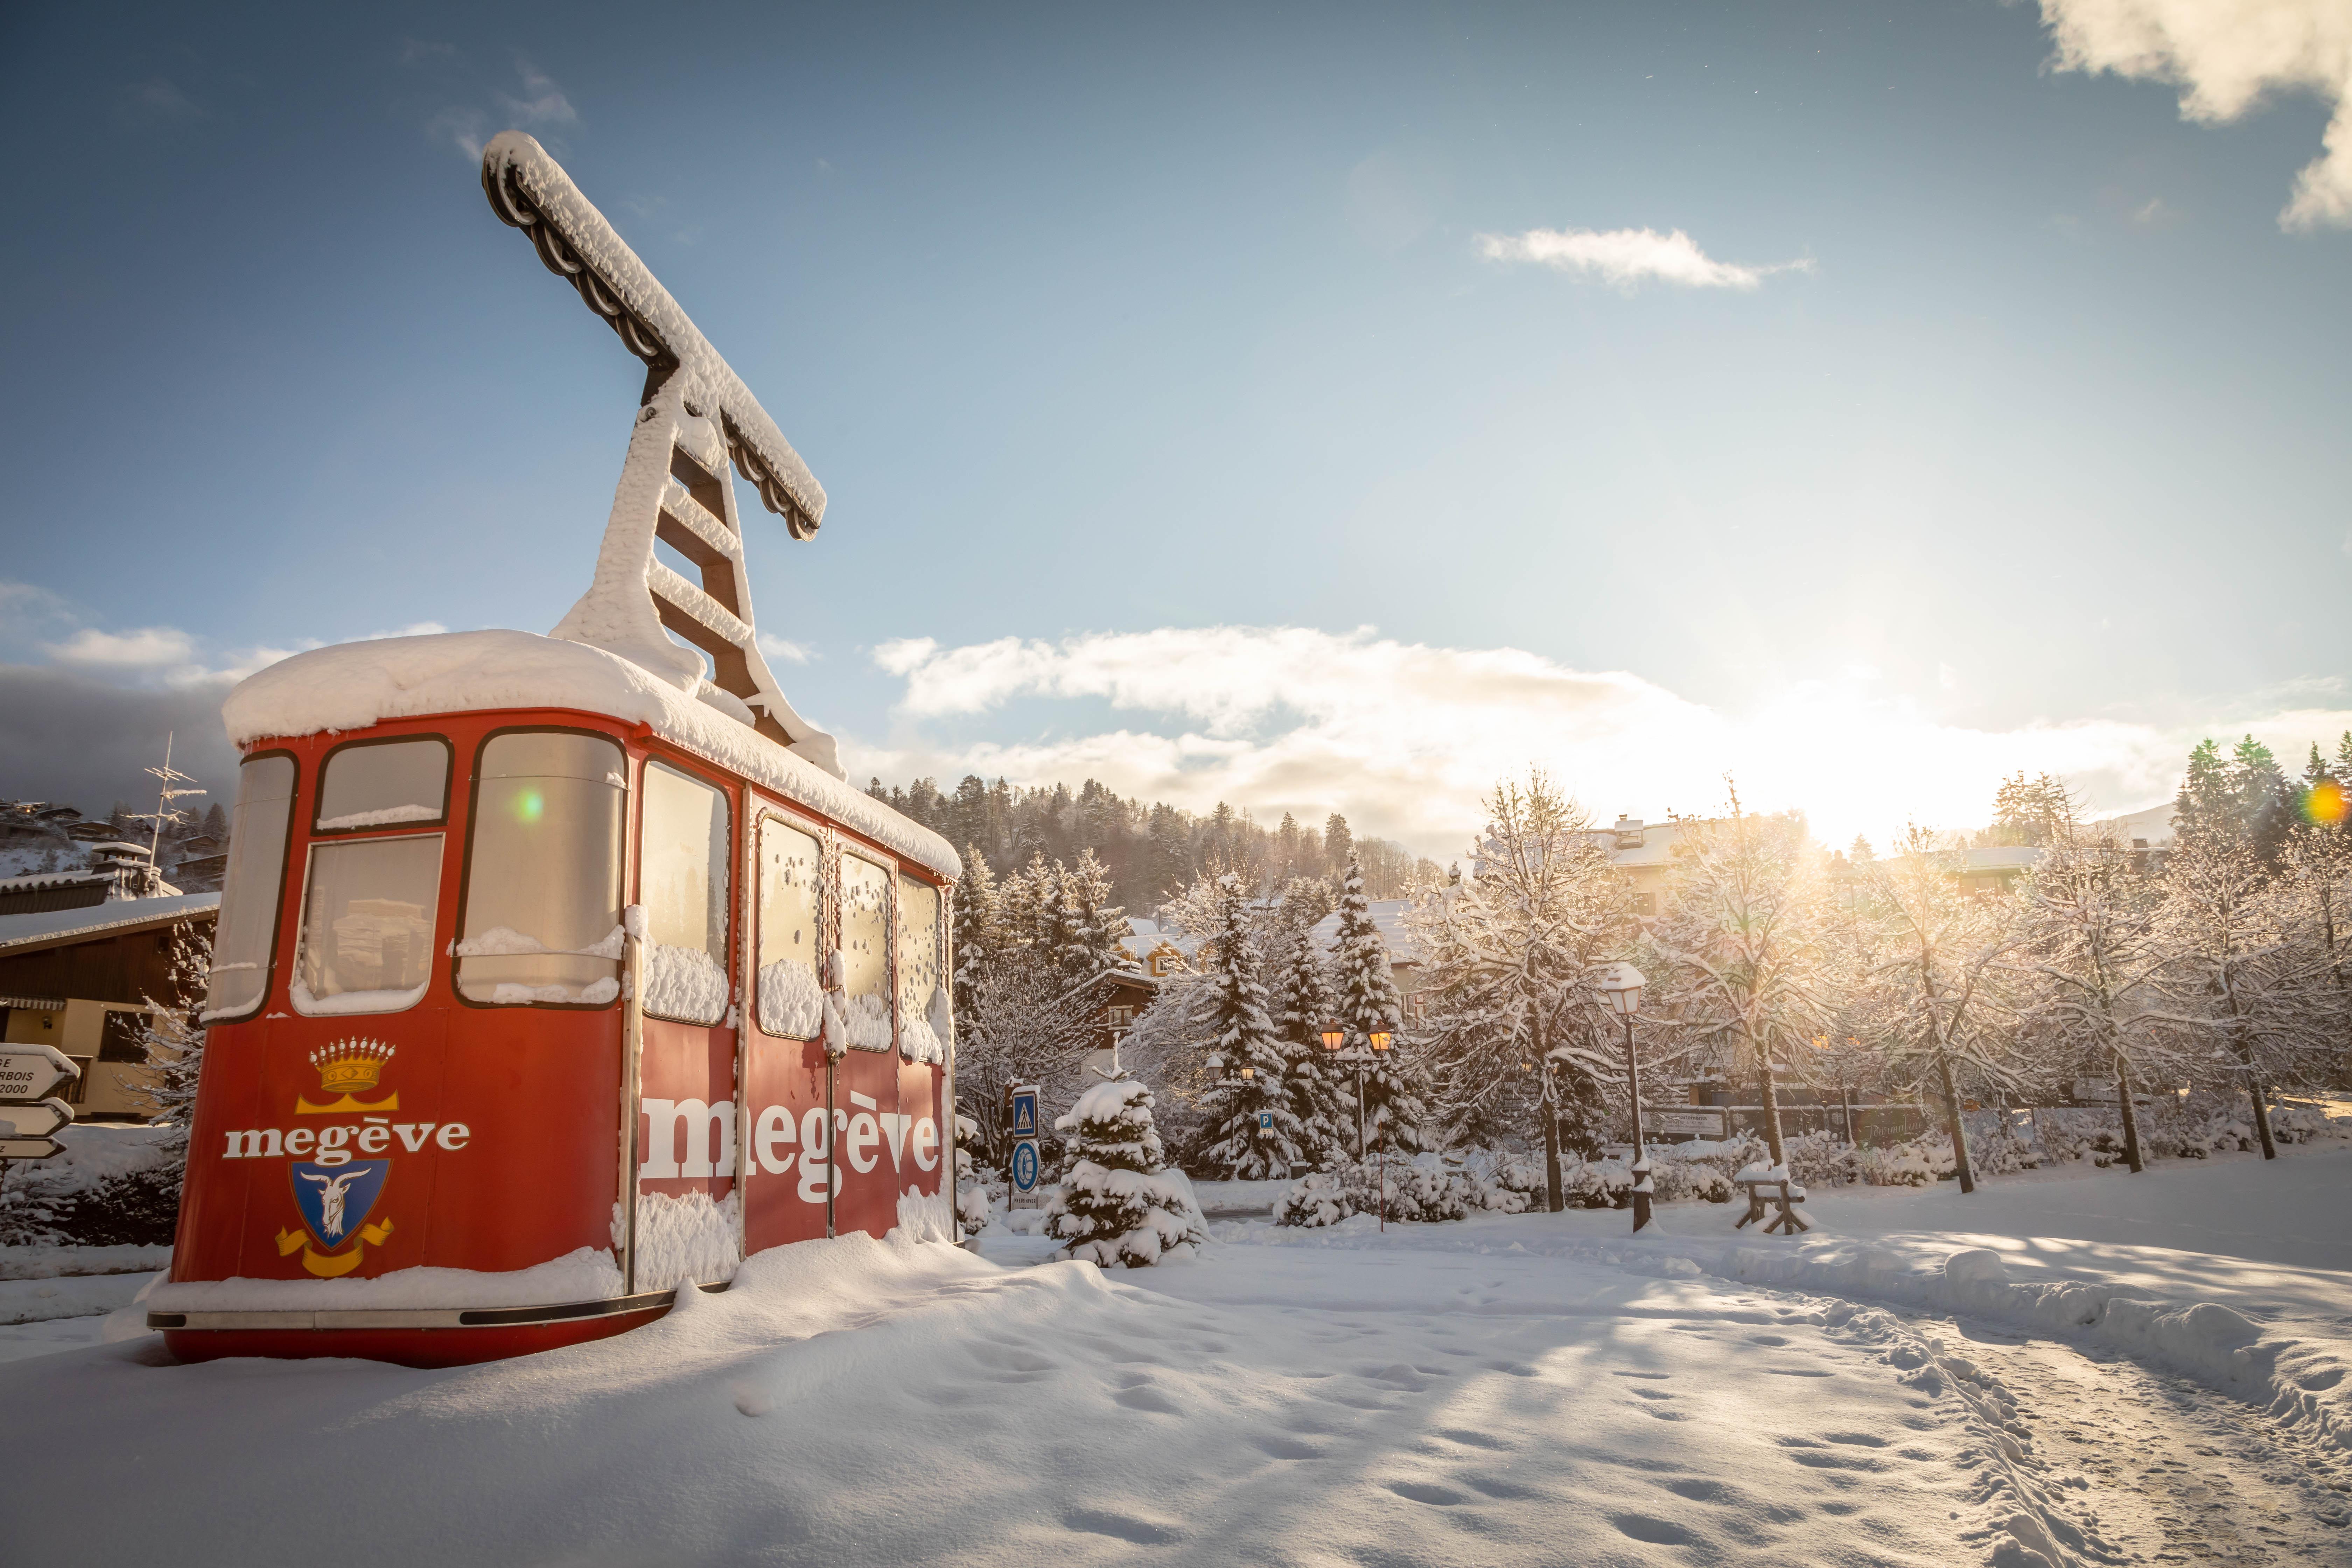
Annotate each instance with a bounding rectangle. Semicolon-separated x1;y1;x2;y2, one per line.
310;1039;396;1094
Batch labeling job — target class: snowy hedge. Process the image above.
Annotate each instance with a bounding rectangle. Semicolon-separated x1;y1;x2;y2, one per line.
0;1126;181;1247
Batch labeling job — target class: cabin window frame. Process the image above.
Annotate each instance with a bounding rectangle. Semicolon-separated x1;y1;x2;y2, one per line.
288;828;448;1017
450;723;631;1013
635;753;736;1027
836;841;897;1053
310;733;455;837
751;802;831;1042
198;748;299;1025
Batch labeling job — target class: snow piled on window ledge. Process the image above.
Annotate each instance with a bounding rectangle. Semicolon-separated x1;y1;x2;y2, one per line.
317;804;441;831
758;955;823;1039
289;978;429;1017
643;943;729;1025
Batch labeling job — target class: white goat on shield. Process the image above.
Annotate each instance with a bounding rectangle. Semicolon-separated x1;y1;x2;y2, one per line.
302;1170;363;1241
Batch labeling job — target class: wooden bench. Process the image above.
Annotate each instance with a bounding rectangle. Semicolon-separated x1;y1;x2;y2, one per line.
1734;1173;1810;1235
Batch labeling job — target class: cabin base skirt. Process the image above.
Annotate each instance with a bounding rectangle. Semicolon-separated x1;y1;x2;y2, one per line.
153;1294;680;1368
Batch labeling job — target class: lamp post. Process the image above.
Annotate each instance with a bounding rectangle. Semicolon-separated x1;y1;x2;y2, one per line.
1368;1028;1392;1230
1322;1022;1372;1160
1595;961;1651;1234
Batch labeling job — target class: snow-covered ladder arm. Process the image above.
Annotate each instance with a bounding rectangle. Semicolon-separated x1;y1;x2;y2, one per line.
481;130;842;778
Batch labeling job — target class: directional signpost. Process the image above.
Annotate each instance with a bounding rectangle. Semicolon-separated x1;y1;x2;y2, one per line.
0;1045;77;1172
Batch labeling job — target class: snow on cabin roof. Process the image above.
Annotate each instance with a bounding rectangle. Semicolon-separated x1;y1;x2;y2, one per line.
1307;899;1422;966
0;892;219;956
219;630;962;884
1119;919;1200;963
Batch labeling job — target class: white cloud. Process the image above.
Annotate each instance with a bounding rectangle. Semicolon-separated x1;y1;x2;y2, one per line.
758;633;813;664
1475;227;1811;291
2038;0;2352;230
502;62;578;128
854;625;2352;861
43;626;197;667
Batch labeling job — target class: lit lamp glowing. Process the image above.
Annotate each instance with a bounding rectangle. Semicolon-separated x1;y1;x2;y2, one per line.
1320;1024;1345;1052
1594;961;1652;1235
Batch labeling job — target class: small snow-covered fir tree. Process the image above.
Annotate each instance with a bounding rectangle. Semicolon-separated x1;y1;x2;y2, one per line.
1057;849;1133;983
1044;1074;1206;1267
952;847;1000;1026
1333;852;1426;1154
1269;913;1346;1165
1197;873;1302;1177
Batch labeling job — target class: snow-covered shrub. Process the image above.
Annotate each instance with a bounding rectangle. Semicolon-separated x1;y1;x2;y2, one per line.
1044;1077;1206;1267
1857;1143;1938;1187
1453;1149;1541;1213
1779;1131;1860;1189
1276;1155;1472;1227
0;1126;182;1246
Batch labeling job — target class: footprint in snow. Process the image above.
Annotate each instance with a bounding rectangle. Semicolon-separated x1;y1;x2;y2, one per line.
1253;1433;1322;1460
1610;1514;1700;1546
1114;1385;1183;1415
1386;1481;1469;1506
1434;1428;1513;1451
1063;1509;1186;1545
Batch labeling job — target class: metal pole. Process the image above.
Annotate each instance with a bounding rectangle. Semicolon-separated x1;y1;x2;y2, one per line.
621;925;645;1293
1624;1012;1651;1234
1356;1060;1367;1162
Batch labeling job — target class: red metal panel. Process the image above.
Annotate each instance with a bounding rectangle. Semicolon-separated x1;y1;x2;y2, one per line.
741;1034;831;1253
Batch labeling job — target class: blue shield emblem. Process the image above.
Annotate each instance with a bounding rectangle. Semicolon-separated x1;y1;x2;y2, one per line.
289;1161;390;1251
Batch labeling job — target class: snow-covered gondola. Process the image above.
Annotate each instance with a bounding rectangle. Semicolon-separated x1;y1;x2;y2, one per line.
149;133;959;1366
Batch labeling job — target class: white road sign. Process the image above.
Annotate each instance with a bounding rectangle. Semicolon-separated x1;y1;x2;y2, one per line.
0;1045;79;1104
0;1136;64;1160
0;1098;72;1140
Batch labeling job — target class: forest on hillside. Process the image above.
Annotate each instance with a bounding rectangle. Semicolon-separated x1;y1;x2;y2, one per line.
861;774;1440;912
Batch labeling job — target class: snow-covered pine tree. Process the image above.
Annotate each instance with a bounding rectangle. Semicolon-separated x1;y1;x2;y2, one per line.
1057;849;1133;984
132;918;211;1175
1269;912;1345;1165
1043;1073;1206;1266
1334;850;1428;1156
952;847;1000;1026
1196;873;1301;1177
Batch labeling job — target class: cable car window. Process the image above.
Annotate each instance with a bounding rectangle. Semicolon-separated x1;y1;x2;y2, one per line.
293;834;444;1014
898;876;941;1058
455;732;626;1007
640;761;730;1025
756;816;823;1038
314;737;451;832
837;853;893;1051
202;753;295;1021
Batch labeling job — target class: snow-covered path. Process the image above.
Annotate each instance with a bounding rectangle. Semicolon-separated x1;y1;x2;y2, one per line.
6;1152;2352;1565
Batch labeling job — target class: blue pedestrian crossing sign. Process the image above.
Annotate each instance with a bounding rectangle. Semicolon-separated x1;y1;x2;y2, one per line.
1257;1110;1274;1130
1010;1140;1041;1194
1009;1085;1039;1141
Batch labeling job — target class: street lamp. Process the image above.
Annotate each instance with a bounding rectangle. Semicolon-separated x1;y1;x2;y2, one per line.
1595;961;1651;1234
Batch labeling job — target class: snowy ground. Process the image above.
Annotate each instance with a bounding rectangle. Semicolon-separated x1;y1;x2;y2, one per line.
4;1152;2351;1565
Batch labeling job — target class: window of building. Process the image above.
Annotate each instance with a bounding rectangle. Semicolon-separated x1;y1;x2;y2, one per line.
455;732;626;1007
755;816;823;1038
203;753;296;1021
1105;1005;1135;1028
1634;892;1657;917
639;761;730;1025
315;737;451;833
294;834;444;1014
98;1009;149;1064
838;853;892;1051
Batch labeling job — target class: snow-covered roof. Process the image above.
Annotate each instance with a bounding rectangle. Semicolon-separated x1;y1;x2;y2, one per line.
220;630;960;884
482;132;823;538
1118;919;1200;963
0;892;219;956
0;870;111;894
1307;899;1422;966
1962;847;2041;872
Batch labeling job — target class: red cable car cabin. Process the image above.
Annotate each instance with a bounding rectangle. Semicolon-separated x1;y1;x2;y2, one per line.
148;133;962;1366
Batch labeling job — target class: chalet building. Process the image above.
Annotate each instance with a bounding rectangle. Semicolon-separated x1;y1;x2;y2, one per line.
0;843;180;917
0;892;217;1121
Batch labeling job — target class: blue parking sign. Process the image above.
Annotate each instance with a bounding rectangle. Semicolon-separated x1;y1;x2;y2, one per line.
1257;1110;1274;1130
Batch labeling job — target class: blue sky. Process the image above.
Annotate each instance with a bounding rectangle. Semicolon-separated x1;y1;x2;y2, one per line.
3;1;2347;853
